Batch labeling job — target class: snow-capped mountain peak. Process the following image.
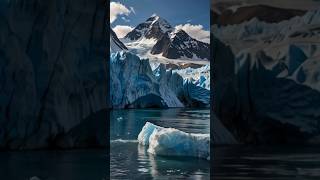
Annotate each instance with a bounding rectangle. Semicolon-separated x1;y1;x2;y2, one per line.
124;15;173;41
170;29;192;41
123;15;210;61
148;15;172;30
151;29;210;60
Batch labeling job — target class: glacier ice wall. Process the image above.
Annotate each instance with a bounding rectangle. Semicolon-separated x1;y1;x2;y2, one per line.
110;51;210;108
110;52;183;108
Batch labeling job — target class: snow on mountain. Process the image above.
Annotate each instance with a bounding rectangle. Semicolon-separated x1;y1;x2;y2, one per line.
123;15;210;62
110;27;127;53
124;15;173;41
151;29;210;60
110;15;211;109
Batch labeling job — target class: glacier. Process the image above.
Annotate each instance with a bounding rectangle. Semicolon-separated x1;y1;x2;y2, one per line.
213;6;320;144
110;51;210;108
138;122;210;160
173;65;210;90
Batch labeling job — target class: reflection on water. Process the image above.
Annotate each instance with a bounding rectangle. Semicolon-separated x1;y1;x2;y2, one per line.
110;108;210;179
214;146;320;180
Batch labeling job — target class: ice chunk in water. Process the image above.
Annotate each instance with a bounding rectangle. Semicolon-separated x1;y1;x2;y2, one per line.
138;122;162;145
138;122;210;160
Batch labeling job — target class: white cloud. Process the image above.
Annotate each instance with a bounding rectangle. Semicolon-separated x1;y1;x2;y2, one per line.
175;24;210;43
113;25;134;38
110;2;132;23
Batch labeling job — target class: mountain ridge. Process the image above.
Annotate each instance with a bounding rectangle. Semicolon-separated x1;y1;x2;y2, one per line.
122;15;210;60
124;15;173;41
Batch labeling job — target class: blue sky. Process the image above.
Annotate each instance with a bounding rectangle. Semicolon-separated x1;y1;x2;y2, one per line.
111;0;210;29
110;0;210;42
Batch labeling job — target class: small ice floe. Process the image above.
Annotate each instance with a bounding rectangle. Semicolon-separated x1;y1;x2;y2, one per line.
116;117;123;121
138;122;210;160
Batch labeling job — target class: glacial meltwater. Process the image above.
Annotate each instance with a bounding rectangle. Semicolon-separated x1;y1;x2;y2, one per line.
110;108;210;179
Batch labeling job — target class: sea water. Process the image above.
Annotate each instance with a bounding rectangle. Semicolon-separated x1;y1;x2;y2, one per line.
110;108;210;179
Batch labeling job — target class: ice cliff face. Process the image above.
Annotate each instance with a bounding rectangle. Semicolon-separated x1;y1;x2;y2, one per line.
110;51;210;108
110;52;172;108
173;65;210;90
0;0;107;149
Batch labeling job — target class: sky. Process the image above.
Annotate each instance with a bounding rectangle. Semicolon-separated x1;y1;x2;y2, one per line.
110;0;210;43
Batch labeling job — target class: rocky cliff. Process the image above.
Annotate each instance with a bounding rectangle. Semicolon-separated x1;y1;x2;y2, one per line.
0;0;107;149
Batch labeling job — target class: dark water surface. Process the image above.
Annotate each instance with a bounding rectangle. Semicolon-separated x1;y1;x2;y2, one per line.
110;108;210;179
214;146;320;180
0;149;107;180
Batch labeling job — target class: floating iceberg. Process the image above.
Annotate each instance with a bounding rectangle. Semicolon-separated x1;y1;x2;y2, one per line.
138;122;210;160
138;122;162;145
